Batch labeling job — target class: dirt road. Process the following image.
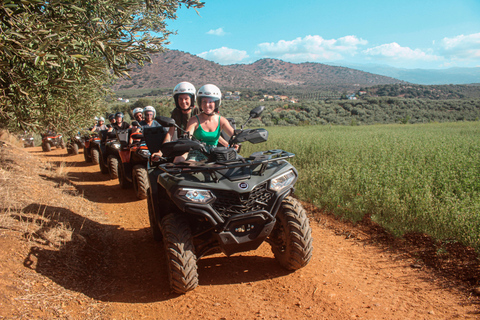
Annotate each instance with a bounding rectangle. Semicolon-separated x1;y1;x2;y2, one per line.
27;147;479;319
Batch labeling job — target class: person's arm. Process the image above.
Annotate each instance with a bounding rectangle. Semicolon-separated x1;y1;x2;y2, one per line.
162;126;175;144
173;117;198;163
218;136;228;147
220;117;235;138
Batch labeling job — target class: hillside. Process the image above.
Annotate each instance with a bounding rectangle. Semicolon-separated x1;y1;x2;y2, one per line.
113;50;404;92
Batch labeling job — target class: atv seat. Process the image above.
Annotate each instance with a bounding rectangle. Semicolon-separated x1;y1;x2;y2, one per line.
143;126;167;155
99;129;117;143
116;129;131;149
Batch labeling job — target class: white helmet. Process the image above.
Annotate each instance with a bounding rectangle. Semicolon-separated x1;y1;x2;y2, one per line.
143;105;156;118
173;82;196;109
99;116;105;122
197;84;221;112
132;107;143;116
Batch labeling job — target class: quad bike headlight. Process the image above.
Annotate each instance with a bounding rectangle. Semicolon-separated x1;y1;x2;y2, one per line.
113;142;121;149
177;188;214;204
138;149;151;158
269;170;296;192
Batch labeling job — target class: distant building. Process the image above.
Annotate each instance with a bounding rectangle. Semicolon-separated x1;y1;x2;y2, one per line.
347;94;357;100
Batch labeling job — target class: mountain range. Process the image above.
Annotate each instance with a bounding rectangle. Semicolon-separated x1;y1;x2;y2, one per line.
113;50;479;93
114;50;404;93
339;63;480;85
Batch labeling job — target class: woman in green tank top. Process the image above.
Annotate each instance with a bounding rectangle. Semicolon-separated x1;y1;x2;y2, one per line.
175;84;235;163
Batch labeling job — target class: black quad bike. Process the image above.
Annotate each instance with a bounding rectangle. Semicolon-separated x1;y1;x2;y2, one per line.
144;106;313;294
41;132;65;152
97;130;121;177
116;127;166;199
83;132;101;163
19;132;35;148
66;133;85;155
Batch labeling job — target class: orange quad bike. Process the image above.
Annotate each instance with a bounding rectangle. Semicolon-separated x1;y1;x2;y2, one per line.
116;127;167;199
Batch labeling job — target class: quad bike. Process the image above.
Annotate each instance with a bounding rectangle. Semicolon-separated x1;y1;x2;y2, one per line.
41;132;65;152
19;132;35;148
83;132;101;163
97;129;121;177
66;134;85;155
116;127;166;199
144;106;313;294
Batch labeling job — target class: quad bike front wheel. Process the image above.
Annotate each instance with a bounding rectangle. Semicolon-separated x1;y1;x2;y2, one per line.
91;148;100;165
59;139;65;149
42;142;51;152
107;155;119;179
71;143;79;155
133;165;149;199
161;213;199;294
268;196;313;270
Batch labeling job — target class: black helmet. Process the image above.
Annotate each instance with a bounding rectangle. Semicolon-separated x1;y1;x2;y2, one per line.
115;112;124;118
108;113;115;121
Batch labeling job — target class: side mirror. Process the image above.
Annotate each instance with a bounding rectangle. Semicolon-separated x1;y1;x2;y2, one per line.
155;116;176;127
249;106;265;118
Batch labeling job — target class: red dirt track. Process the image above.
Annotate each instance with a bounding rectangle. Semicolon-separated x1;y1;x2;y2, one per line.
4;146;478;319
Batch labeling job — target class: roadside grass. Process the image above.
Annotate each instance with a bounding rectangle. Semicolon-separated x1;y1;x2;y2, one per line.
242;121;480;252
0;133;109;318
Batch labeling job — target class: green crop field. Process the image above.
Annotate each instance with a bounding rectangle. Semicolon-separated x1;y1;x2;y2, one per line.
241;122;480;251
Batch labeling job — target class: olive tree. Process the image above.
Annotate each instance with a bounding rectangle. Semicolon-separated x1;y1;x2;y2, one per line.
0;0;203;133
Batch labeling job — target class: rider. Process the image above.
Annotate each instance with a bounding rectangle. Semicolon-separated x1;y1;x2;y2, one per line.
164;82;199;142
129;121;143;145
91;117;107;132
132;107;144;122
175;84;234;163
112;111;130;130
139;106;161;128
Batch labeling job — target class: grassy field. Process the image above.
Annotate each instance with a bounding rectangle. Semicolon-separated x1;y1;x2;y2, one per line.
241;122;480;251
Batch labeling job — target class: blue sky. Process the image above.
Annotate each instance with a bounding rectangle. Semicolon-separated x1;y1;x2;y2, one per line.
165;0;480;69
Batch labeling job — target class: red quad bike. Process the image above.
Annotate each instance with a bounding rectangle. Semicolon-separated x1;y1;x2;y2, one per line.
116;127;167;199
41;132;65;152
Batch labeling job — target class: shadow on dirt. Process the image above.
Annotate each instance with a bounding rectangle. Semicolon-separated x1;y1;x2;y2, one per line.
16;203;288;303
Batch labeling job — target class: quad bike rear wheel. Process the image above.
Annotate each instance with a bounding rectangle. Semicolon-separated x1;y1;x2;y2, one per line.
99;156;109;174
118;162;132;189
268;196;313;270
161;213;199;294
147;189;162;242
133;165;149;199
107;155;119;179
84;147;92;162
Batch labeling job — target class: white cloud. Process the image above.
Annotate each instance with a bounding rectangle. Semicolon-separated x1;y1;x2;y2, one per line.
255;35;368;62
363;42;440;61
439;33;480;60
198;47;249;65
206;27;226;36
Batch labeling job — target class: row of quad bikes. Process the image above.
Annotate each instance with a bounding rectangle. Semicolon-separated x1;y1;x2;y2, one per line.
79;106;314;294
82;128;152;199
